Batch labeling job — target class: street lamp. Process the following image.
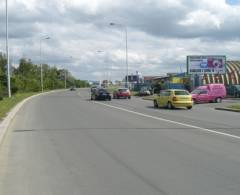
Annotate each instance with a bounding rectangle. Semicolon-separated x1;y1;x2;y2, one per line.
6;0;11;97
109;22;129;88
40;36;50;92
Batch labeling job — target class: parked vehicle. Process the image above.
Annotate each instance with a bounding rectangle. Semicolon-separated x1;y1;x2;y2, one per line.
91;88;111;101
70;86;76;91
90;86;97;92
153;89;193;109
191;84;226;103
226;85;240;98
113;88;131;99
139;87;152;96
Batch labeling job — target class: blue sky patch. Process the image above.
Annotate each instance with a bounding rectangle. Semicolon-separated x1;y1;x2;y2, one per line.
226;0;240;5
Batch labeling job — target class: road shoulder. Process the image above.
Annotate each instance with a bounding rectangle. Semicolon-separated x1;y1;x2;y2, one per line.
0;90;64;146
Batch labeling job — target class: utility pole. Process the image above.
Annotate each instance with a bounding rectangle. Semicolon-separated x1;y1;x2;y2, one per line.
6;0;11;97
39;36;50;92
109;23;129;88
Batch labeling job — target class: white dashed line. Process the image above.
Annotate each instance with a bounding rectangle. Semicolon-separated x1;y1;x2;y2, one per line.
94;101;240;140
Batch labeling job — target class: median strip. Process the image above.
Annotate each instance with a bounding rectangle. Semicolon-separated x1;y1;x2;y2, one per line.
94;101;240;140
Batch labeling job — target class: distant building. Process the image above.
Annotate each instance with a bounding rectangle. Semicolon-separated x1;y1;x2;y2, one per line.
202;61;240;85
124;71;144;89
144;76;157;84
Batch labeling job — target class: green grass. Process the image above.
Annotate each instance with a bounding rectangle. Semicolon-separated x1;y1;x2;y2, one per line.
227;104;240;110
0;92;38;120
131;91;139;96
142;95;157;101
106;86;118;93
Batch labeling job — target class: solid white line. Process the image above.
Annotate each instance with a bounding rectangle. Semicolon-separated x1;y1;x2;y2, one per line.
94;101;240;140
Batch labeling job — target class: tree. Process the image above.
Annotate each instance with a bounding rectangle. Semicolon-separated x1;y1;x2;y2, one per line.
0;53;7;98
1;56;89;98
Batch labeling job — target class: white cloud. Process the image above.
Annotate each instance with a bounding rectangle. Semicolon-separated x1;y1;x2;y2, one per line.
179;10;223;29
0;0;240;81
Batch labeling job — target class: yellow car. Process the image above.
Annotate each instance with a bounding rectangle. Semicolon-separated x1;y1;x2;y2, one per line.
153;89;193;109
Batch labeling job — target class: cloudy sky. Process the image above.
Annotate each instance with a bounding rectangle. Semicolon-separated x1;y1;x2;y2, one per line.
0;0;240;81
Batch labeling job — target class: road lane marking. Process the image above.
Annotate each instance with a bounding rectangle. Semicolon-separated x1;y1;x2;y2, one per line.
94;101;240;140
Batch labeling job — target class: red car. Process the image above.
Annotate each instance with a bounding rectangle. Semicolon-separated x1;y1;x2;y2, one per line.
113;88;131;99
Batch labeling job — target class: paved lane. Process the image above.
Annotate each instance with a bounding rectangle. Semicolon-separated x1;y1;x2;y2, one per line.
0;89;240;195
91;91;240;137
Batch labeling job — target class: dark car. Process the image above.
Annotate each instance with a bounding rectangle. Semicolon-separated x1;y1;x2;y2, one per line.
113;88;131;99
70;86;76;91
226;85;240;97
91;88;111;101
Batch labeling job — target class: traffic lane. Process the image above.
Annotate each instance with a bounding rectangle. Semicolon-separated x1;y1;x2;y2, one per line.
101;95;240;136
78;88;239;130
1;90;240;194
0;90;205;195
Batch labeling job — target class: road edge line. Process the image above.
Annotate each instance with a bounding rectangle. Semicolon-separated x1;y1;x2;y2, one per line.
94;101;240;140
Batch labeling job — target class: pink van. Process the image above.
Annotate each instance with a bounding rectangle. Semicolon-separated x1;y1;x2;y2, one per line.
191;84;226;103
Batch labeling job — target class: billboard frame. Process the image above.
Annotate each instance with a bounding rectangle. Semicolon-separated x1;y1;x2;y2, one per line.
187;55;227;75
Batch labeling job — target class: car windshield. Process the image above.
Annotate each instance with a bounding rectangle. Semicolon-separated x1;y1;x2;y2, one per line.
191;89;203;94
235;85;240;90
174;90;189;95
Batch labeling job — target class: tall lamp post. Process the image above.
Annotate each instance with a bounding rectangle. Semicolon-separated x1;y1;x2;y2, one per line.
40;36;50;92
109;22;129;88
6;0;11;97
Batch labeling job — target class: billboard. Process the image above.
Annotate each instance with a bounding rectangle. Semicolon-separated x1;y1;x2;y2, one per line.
187;55;226;74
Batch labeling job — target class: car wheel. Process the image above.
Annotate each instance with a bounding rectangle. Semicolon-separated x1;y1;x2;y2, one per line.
128;96;131;99
153;100;158;108
215;97;222;103
187;106;192;110
117;96;119;99
108;96;111;101
167;102;173;109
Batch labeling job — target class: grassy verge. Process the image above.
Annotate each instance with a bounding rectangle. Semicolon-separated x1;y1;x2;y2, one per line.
142;95;157;100
0;92;38;120
131;91;139;96
107;86;118;93
227;104;240;110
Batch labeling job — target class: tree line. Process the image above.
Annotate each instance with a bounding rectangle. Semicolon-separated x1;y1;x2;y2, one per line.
0;52;89;99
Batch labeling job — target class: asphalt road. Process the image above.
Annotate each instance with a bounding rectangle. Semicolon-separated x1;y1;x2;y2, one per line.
0;89;240;195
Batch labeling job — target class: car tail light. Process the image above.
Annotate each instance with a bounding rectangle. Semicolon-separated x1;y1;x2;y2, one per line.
172;96;177;101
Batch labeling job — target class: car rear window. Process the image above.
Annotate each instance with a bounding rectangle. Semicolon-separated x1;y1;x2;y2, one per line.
174;91;189;95
99;89;107;93
235;85;240;90
119;89;128;92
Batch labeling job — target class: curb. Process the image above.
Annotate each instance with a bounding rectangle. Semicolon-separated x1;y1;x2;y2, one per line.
215;107;240;113
0;90;64;145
